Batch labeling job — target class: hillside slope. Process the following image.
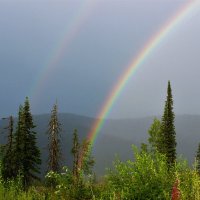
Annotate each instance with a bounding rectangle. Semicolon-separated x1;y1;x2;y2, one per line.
0;114;199;176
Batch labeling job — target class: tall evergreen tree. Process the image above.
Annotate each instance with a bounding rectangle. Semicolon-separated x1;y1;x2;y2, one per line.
1;116;15;180
47;103;62;172
21;97;41;188
196;143;200;174
161;81;176;166
13;105;24;176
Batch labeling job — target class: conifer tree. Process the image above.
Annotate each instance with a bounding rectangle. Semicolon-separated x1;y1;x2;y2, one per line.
196;143;200;174
47;103;62;172
21;97;41;188
1;116;15;181
13;105;24;176
161;81;176;166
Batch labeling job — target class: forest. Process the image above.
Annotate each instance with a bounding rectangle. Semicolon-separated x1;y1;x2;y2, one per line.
0;81;200;200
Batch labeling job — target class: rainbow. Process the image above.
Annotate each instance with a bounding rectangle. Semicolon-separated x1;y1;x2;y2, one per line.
29;1;97;106
87;0;199;146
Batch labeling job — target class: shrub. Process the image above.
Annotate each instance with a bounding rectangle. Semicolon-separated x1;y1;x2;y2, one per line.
100;146;200;200
45;166;95;199
99;147;171;199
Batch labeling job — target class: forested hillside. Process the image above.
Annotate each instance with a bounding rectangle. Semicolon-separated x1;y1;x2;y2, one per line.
1;113;199;176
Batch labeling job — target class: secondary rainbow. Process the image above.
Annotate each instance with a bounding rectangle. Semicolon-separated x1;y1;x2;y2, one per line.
29;1;97;106
87;0;199;146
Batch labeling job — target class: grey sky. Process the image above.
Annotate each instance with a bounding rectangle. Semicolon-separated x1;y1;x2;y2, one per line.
0;0;199;118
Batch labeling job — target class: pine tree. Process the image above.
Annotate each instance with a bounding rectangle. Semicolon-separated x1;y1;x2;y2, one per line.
21;97;41;188
47;103;62;172
1;116;15;181
148;118;162;153
196;143;200;174
13;105;24;176
161;81;176;166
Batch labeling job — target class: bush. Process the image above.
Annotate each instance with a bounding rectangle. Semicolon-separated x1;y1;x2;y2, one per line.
99;146;200;200
102;147;172;199
175;160;200;200
45;166;95;200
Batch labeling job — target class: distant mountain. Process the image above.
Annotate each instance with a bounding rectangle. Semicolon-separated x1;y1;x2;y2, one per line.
0;113;200;176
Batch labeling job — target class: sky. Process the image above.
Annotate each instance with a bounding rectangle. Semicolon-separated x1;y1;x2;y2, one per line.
0;0;200;119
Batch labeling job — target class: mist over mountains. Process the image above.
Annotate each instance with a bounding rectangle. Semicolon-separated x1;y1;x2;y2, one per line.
0;113;199;176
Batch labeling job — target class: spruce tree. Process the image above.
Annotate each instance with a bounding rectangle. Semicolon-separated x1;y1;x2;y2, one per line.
13;105;24;176
196;143;200;174
47;103;62;172
161;81;176;166
1;116;15;181
21;97;41;188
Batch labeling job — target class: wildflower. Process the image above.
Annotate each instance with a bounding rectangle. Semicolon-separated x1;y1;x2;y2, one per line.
171;179;181;200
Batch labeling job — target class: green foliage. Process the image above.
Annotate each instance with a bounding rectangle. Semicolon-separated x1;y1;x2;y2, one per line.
11;97;41;189
148;118;162;153
1;116;15;181
103;147;173;199
196;143;200;175
161;81;177;167
169;158;200;200
99;147;200;200
45;166;95;200
45;167;73;197
21;97;41;188
13;105;24;176
43;130;95;199
0;139;200;199
140;142;148;153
